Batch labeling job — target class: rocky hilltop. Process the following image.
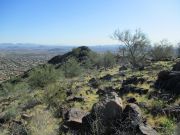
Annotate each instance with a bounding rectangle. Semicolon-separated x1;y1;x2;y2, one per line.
0;46;179;135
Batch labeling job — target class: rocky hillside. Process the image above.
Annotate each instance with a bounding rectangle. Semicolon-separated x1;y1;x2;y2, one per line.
48;46;92;65
0;47;180;135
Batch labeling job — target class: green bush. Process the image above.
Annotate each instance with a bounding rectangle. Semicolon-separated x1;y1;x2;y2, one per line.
28;65;60;88
3;106;18;122
61;58;82;78
103;51;116;69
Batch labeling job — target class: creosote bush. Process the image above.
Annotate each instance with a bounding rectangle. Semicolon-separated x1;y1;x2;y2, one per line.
150;40;174;61
61;58;82;78
28;65;61;88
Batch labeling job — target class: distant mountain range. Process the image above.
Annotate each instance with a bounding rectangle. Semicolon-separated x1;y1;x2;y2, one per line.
0;43;121;53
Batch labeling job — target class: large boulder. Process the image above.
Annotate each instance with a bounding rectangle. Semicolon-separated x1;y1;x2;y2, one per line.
63;108;88;130
162;105;180;122
154;70;180;94
91;92;123;122
122;104;158;135
61;93;158;135
122;103;143;127
172;61;180;71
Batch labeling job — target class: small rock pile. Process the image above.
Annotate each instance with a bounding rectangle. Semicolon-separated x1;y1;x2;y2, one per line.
60;92;158;135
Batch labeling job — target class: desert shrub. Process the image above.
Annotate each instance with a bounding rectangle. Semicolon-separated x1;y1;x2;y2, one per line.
0;82;14;96
28;65;60;88
158;117;175;135
44;82;67;109
3;106;18;122
0;128;9;135
0;81;29;97
88;51;116;69
150;40;174;61
175;123;180;135
102;51;116;69
61;58;82;78
10;123;29;135
28;106;58;135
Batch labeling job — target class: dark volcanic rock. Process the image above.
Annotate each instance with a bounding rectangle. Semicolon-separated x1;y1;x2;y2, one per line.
126;97;137;103
92;92;123;122
139;124;158;135
119;65;128;71
122;103;143;127
66;89;73;96
120;85;148;95
48;46;92;65
66;96;85;102
162;105;180;122
172;61;180;71
88;78;99;88
96;86;117;96
100;74;113;81
21;99;41;111
122;103;158;135
122;76;146;86
150;104;180;122
61;92;158;135
154;70;180;94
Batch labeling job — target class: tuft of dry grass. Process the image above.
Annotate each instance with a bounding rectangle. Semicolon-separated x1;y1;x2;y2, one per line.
27;105;59;135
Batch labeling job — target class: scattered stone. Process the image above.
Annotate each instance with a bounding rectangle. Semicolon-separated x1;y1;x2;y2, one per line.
21;99;41;111
88;78;99;88
137;102;148;109
100;74;113;81
96;86;117;96
162;105;180;122
119;66;128;71
126;97;137;103
120;85;148;95
139;124;158;135
21;114;32;120
119;71;126;77
122;76;146;85
66;89;73;96
61;92;158;135
66;96;85;102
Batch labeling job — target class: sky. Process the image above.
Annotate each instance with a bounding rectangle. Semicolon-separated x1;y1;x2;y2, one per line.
0;0;180;46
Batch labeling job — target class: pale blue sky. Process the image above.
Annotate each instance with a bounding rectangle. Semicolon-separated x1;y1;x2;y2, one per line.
0;0;180;45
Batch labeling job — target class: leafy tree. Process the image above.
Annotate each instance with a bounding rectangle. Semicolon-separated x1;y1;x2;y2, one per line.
150;40;174;61
61;57;82;78
113;29;150;67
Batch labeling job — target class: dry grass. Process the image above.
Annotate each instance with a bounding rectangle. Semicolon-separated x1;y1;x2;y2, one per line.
27;105;59;135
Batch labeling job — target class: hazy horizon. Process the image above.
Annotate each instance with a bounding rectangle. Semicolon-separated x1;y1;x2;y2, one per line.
1;0;180;45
